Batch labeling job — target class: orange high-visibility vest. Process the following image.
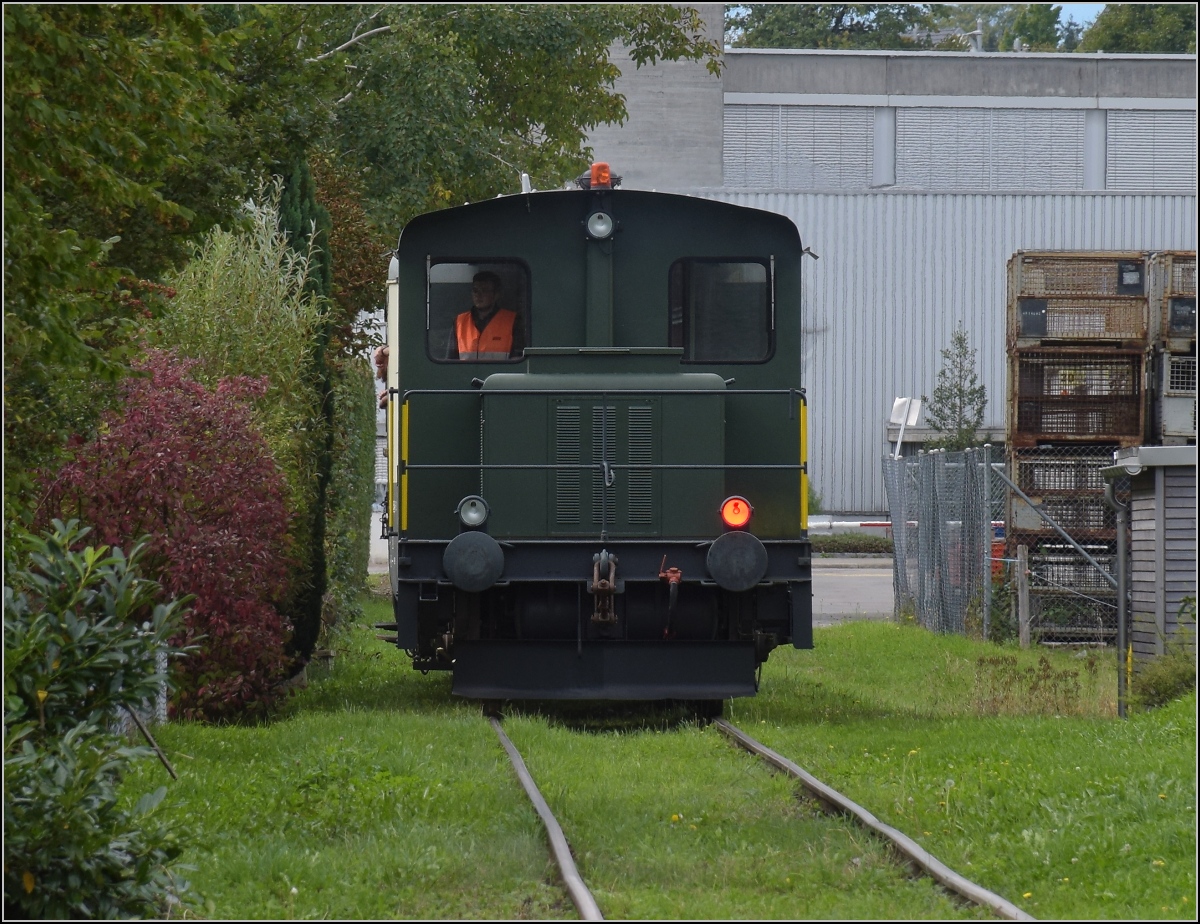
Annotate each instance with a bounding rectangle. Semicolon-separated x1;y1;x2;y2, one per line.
456;309;516;360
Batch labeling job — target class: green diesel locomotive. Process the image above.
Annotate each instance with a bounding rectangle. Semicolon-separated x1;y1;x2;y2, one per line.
381;165;813;705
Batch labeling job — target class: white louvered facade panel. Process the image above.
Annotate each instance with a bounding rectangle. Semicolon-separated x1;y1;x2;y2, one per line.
677;190;1197;513
724;105;873;189
897;108;1086;191
1107;110;1198;192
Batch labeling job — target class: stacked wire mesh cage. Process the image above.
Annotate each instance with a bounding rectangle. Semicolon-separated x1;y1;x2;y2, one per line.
1150;252;1197;446
1005;252;1150;643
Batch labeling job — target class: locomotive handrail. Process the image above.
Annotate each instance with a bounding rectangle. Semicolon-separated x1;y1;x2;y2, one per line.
400;386;805;409
401;388;803;396
401;462;804;470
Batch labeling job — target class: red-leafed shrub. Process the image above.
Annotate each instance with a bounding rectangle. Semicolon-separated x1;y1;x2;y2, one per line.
39;349;294;721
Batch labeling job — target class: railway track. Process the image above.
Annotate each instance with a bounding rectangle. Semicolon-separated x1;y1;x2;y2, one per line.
489;712;1034;922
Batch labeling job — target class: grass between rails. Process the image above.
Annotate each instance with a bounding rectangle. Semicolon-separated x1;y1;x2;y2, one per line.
122;599;1195;919
496;715;980;920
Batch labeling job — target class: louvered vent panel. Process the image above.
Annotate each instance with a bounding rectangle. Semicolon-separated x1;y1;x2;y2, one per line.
898;108;1084;190
627;406;654;525
1107;111;1198;191
724;105;872;189
555;405;581;524
591;406;615;525
723;106;781;187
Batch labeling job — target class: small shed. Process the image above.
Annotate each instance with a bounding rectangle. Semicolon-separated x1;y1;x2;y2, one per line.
1107;446;1197;666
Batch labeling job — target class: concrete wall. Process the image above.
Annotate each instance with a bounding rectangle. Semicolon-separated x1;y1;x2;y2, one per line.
725;49;1197;103
584;3;724;188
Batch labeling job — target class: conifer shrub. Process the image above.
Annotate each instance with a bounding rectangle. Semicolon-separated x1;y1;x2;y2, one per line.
322;356;377;632
39;350;294;720
4;520;192;918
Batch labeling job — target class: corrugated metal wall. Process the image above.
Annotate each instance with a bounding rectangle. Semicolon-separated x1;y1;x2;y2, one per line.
683;190;1198;513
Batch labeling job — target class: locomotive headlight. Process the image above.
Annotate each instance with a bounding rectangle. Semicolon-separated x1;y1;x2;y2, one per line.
586;211;614;240
456;495;490;529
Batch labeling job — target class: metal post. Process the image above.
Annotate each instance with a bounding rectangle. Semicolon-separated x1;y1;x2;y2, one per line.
916;451;929;628
1017;544;1030;649
981;444;992;641
1105;481;1130;719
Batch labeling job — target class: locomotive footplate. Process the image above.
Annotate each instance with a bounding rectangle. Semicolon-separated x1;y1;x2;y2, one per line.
451;640;757;700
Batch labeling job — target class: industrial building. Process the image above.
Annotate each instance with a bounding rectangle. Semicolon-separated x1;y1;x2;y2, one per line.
585;5;1197;514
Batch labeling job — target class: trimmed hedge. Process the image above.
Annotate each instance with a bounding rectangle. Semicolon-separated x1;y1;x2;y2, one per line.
810;533;894;555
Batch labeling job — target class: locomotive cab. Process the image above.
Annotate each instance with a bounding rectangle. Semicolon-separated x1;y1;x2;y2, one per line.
382;172;813;701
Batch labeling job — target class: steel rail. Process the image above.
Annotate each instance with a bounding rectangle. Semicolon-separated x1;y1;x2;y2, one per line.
489;717;603;921
713;719;1035;922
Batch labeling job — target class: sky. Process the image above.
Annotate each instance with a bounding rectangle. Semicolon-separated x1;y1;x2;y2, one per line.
1058;3;1106;27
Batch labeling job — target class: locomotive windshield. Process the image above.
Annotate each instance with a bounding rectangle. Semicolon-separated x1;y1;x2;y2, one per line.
668;259;772;362
427;260;530;362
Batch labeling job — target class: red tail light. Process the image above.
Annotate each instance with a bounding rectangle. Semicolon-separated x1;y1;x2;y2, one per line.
720;495;752;530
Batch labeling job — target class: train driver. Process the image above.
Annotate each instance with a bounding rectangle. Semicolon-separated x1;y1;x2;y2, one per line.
448;271;525;360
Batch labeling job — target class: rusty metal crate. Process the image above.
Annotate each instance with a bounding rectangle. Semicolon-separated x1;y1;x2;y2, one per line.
1166;253;1196;297
1013;446;1114;494
1011;252;1147;298
1007;446;1127;540
1029;549;1117;596
1150;252;1196;345
1012;296;1147;343
1011;351;1145;442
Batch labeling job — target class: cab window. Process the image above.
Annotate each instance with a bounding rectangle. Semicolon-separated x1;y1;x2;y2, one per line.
427;260;530;362
669;260;771;363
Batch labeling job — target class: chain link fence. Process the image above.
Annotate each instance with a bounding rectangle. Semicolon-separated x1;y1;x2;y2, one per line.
884;447;1003;636
884;445;1127;645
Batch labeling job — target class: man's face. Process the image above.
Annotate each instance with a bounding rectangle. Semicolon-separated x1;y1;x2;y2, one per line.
471;280;498;312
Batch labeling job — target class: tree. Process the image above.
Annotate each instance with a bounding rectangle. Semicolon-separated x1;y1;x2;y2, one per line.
930;4;1084;52
193;5;720;235
3;6;230;530
1005;3;1062;51
922;326;987;451
728;4;935;49
1079;4;1197;54
310;152;386;355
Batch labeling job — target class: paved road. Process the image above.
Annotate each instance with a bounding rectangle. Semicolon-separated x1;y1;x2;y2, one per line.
811;558;894;625
370;515;896;624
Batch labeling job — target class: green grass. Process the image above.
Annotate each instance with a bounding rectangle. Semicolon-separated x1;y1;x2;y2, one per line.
731;623;1197;921
497;715;979;919
122;602;1195;919
125;597;572;919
